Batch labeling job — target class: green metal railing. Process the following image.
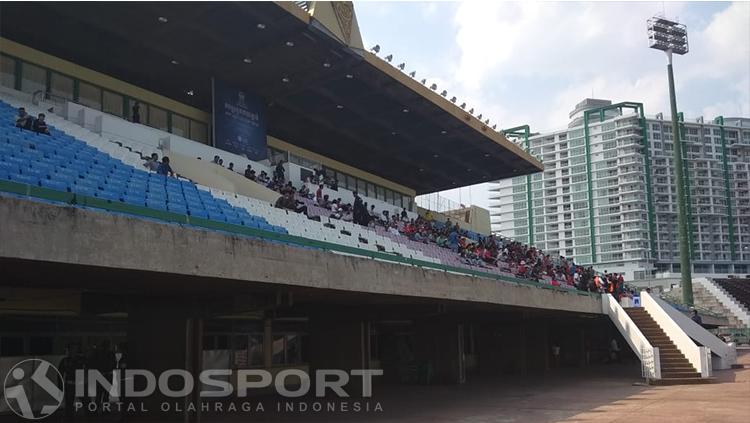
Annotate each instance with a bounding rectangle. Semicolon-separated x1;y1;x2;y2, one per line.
0;179;597;298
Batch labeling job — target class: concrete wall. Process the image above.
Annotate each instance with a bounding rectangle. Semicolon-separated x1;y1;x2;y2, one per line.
0;196;602;314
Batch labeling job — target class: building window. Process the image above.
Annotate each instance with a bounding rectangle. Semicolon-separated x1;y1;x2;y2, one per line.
148;105;169;131
78;82;102;110
190;120;208;144
21;61;46;94
102;90;124;117
0;55;15;89
49;72;74;100
171;113;189;138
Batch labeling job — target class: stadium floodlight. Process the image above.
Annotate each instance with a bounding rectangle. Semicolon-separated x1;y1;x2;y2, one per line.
647;16;688;55
409;71;416;78
459;103;466;109
397;63;406;70
648;14;692;305
450;96;456;103
468;108;474;114
440;90;447;97
477;113;482;120
370;44;380;53
420;79;426;84
484;119;489;125
492;124;497;130
384;54;393;62
429;83;437;90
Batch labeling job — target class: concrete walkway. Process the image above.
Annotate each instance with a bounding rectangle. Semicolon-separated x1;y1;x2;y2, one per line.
22;352;748;423
212;351;750;423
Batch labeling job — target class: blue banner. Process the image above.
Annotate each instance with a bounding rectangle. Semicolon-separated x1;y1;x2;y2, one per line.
212;79;267;161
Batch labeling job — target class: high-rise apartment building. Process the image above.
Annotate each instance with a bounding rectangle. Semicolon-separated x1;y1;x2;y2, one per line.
490;99;750;280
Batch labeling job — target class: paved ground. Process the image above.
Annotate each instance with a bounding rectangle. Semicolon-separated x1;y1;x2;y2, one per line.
20;351;748;422
232;350;750;423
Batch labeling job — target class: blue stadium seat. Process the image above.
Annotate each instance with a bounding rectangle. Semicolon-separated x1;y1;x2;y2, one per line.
189;209;209;219
70;185;97;197
40;179;69;192
96;190;121;202
13;173;39;186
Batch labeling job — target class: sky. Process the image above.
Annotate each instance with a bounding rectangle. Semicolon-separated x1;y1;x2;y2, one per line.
353;0;750;210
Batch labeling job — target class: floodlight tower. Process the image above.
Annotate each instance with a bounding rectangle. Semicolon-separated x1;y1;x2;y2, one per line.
648;16;693;305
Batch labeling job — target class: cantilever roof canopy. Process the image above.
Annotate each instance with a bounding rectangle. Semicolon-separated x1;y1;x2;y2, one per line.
0;1;542;194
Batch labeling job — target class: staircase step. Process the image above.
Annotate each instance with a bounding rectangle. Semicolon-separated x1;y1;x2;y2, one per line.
650;377;715;386
661;370;701;379
662;361;692;367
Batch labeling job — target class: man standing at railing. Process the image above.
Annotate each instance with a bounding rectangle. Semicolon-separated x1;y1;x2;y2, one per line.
691;309;703;325
132;101;141;123
143;153;160;172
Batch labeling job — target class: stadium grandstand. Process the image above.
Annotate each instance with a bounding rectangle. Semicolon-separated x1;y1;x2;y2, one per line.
0;2;742;422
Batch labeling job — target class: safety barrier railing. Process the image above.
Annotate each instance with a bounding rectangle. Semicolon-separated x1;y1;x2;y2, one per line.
0;179;598;298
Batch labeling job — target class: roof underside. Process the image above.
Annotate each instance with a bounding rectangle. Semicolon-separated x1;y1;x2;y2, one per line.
0;1;542;194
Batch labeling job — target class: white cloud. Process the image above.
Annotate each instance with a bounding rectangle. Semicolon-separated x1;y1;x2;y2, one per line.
356;1;750;209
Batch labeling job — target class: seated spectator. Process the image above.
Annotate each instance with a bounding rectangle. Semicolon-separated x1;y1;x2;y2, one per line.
157;156;175;177
275;191;308;215
244;164;254;179
280;181;295;195
212;155;221;165
400;208;408;221
247;169;256;181
32;113;50;135
319;194;331;209
329;200;343;220
258;171;270;184
435;232;448;248
218;158;224;167
228;162;235;172
299;184;313;199
388;221;400;236
380;210;390;226
143;153;160;172
516;260;528;278
15;107;33;130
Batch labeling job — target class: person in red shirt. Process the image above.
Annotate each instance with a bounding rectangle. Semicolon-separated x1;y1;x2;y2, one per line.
517;261;528;277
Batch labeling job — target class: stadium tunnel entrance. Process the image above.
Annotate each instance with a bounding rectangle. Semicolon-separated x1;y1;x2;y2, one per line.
0;258;633;421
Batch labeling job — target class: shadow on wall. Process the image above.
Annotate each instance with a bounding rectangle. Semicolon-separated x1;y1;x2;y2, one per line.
164;149;279;204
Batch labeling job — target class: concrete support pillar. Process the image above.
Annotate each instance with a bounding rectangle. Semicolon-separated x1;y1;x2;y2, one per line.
413;317;461;384
523;320;549;374
127;298;202;422
517;324;527;375
263;318;273;368
577;327;586;368
308;312;365;372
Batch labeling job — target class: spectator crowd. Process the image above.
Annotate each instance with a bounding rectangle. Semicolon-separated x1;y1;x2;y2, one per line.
180;152;631;294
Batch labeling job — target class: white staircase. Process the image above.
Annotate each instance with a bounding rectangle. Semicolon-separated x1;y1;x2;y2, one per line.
695;278;750;327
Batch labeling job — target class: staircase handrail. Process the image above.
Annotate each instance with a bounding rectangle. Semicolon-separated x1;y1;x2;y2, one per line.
642;291;713;377
602;293;661;379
